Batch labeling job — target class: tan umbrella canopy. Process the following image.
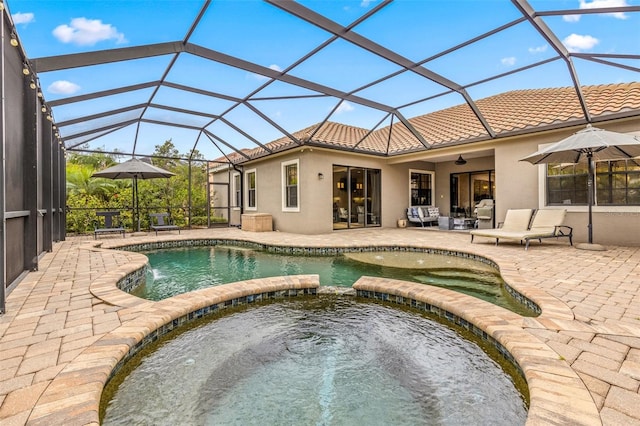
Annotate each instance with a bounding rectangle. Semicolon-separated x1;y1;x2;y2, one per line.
92;158;175;231
521;124;640;246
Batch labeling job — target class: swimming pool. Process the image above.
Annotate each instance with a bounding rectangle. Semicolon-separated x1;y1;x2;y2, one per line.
132;245;535;316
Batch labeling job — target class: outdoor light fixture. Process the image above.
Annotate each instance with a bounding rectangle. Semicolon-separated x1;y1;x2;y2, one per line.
10;32;18;47
318;172;324;180
41;105;47;113
29;80;37;90
37;91;43;98
0;2;4;11
22;64;30;75
455;155;467;165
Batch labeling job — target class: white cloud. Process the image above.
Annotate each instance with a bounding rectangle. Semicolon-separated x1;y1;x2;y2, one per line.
562;14;581;22
361;0;372;7
48;80;81;95
562;33;599;52
563;0;629;22
501;57;516;66
250;64;283;81
52;17;126;46
335;101;354;114
528;44;548;54
12;12;34;25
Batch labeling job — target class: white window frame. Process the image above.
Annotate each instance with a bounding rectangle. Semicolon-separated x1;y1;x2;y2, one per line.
245;168;257;211
282;159;300;212
232;172;241;210
409;169;435;206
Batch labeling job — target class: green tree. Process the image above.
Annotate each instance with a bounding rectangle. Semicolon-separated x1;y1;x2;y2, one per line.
66;141;209;233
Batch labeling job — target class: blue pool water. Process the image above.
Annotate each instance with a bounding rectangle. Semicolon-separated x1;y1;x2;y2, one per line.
103;298;528;425
133;246;535;316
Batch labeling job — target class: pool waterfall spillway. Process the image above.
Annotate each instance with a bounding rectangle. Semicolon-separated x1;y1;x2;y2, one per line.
79;239;600;425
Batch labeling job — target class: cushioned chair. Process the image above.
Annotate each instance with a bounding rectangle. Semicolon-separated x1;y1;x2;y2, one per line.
338;207;349;221
407;206;439;227
471;209;572;250
421;207;439;226
470;208;533;244
474;199;494;218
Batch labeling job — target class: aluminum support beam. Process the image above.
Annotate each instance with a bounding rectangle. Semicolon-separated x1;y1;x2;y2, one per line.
511;0;591;122
31;41;184;72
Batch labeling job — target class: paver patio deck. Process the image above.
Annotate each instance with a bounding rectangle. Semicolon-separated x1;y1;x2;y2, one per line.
1;227;640;425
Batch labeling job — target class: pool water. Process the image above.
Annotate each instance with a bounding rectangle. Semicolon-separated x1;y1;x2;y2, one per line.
133;246;535;316
102;298;528;425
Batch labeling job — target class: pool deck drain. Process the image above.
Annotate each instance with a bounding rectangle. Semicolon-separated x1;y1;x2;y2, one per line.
0;227;639;425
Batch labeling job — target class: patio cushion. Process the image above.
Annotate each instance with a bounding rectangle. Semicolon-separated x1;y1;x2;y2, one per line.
470;209;572;250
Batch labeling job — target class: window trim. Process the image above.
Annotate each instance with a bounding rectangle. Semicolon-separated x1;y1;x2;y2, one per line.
537;161;640;214
409;169;435;207
282;159;300;212
232;172;241;211
245;168;257;211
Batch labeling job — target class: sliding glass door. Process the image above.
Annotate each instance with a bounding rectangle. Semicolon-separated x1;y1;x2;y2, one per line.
333;165;381;230
450;170;495;217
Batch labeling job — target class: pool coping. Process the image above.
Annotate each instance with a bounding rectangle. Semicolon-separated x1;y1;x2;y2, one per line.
17;236;600;425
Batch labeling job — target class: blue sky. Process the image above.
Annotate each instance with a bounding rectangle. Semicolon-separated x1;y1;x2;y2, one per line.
7;0;640;159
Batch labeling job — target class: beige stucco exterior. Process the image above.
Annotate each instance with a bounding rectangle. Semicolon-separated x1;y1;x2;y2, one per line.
212;118;640;246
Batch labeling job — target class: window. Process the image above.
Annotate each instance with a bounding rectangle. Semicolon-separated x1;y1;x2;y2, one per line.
410;170;434;206
596;160;640;205
232;173;241;209
282;159;299;211
547;160;640;206
246;169;256;210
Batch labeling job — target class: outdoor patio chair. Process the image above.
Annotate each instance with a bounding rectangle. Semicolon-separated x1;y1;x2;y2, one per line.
470;208;533;245
94;211;125;239
149;213;180;235
338;207;349;221
471;209;572;250
406;206;439;227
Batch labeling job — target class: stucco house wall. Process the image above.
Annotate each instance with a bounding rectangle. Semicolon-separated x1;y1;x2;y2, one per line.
214;148;436;234
213;119;639;245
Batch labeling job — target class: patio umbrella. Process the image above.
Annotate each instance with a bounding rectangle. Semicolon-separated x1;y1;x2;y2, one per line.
92;158;175;232
520;124;640;247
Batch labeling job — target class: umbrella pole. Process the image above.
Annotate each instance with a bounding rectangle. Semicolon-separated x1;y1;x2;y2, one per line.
135;175;140;232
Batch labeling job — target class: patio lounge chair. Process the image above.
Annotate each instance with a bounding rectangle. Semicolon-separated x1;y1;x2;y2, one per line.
94;211;125;239
470;208;533;245
471;209;572;250
149;213;180;236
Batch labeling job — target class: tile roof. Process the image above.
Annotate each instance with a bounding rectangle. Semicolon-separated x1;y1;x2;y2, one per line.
218;82;640;164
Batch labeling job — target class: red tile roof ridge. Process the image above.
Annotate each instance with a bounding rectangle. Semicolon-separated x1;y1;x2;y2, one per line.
217;82;639;164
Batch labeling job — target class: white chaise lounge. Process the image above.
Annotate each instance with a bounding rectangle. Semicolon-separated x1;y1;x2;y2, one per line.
470;209;573;250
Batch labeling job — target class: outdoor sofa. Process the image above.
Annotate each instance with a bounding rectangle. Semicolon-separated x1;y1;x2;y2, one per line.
470;208;572;250
407;206;439;227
